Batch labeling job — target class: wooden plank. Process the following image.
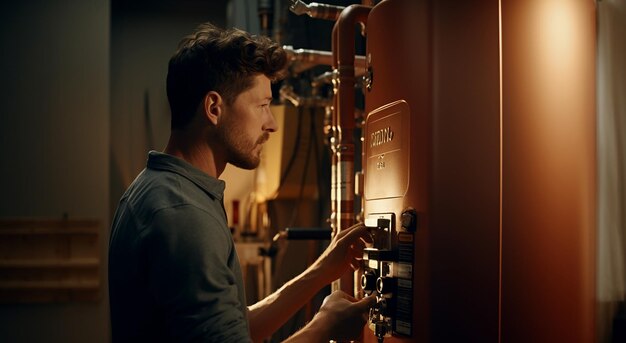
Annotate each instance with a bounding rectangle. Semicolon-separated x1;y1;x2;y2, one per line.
0;219;99;227
0;258;100;268
0;219;98;235
0;218;101;303
0;289;100;303
0;280;100;290
0;227;98;235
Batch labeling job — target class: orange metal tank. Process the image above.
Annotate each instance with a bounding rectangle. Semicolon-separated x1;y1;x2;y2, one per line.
363;0;500;341
500;1;597;342
363;0;433;341
360;0;596;342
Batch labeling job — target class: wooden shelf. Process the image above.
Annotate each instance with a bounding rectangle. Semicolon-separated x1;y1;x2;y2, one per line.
0;258;99;269
0;280;100;290
0;218;101;303
0;219;98;235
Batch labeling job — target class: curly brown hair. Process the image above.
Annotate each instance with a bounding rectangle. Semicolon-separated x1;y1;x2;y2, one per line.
166;23;287;130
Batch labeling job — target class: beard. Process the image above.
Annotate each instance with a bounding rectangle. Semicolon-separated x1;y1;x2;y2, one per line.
215;123;269;170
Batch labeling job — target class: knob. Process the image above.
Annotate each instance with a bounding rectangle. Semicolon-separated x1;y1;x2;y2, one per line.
401;209;417;231
361;272;377;292
376;277;396;294
377;297;388;314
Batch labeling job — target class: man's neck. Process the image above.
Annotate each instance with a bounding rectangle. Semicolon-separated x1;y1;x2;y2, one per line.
164;131;226;178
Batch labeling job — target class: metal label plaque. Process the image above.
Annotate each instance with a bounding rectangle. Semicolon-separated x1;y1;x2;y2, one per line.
364;100;411;200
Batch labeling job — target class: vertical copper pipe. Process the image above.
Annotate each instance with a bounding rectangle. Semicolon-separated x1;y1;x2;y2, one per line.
332;4;371;294
330;22;339;236
329;17;340;293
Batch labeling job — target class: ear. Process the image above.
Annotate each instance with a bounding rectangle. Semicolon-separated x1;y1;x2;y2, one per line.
203;91;223;126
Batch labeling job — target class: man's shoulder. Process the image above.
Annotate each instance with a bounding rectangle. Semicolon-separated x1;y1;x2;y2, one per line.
149;204;232;251
128;167;208;207
119;168;224;229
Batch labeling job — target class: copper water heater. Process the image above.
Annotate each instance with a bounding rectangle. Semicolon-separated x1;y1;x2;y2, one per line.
357;0;596;342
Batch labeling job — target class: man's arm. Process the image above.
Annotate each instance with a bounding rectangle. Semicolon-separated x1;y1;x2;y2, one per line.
283;291;376;343
247;223;371;342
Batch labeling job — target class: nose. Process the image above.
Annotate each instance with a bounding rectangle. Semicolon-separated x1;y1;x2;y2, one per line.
265;108;278;132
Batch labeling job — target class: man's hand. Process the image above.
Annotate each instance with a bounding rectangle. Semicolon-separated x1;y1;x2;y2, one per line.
311;223;373;285
284;291;376;342
316;291;377;341
248;223;372;341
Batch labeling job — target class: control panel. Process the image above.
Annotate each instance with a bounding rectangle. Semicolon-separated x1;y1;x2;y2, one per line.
362;210;416;342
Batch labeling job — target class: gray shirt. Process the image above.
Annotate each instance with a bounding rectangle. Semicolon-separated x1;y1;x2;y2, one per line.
109;151;250;342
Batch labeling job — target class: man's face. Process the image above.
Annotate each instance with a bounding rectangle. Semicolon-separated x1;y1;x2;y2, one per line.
216;74;277;170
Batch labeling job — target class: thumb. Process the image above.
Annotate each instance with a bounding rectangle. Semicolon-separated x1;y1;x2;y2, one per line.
353;294;377;311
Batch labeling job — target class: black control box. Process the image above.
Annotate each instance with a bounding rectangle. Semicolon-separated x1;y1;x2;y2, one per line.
362;210;416;339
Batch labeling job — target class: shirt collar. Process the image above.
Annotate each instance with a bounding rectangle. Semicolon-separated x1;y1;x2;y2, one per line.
146;150;226;200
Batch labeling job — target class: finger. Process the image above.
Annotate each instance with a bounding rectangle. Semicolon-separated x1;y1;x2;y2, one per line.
350;260;359;271
353;294;377;311
347;247;363;262
349;242;366;259
354;239;366;251
337;224;370;247
336;222;365;239
360;232;374;244
351;238;366;249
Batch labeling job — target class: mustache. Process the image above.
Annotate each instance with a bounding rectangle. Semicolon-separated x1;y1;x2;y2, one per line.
257;132;270;144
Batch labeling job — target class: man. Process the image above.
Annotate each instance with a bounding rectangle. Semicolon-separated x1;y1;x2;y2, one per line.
108;22;374;342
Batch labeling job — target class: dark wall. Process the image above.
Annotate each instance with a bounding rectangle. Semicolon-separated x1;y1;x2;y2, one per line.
0;1;111;342
109;0;227;217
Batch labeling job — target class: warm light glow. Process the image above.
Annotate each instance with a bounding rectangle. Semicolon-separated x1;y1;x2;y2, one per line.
501;0;596;340
536;1;580;75
519;0;595;172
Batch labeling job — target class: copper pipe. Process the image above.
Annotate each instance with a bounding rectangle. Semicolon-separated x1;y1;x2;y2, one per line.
284;46;334;66
283;46;366;75
336;4;370;230
330;21;339;238
332;4;371;295
336;4;370;142
329;22;339;294
311;71;335;92
279;84;331;108
289;0;345;21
